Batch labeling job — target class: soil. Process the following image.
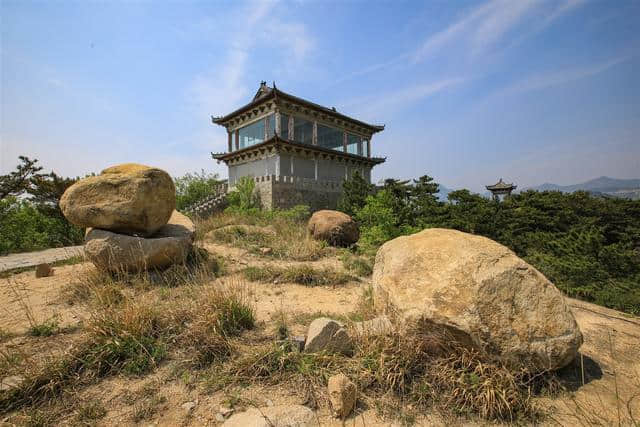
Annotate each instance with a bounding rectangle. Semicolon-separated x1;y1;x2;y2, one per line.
1;240;638;426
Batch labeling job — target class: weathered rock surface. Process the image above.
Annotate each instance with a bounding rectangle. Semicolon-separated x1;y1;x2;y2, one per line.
60;163;175;236
372;228;583;371
84;210;194;272
304;317;353;355
307;210;359;247
328;373;357;419
353;315;393;337
35;263;53;278
223;405;314;427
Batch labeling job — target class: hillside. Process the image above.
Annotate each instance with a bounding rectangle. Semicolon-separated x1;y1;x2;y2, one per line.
1;213;638;426
525;176;640;199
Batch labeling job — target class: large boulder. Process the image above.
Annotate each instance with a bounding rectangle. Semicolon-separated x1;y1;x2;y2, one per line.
372;228;583;372
60;163;175;236
84;210;194;272
307;210;359;247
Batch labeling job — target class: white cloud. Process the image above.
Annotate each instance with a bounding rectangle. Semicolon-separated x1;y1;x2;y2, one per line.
412;0;585;63
344;77;466;121
496;54;632;98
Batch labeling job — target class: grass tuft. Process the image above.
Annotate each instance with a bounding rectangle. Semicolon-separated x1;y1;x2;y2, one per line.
242;264;356;286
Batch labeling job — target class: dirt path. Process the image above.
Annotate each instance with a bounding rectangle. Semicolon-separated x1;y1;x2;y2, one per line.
0;246;84;272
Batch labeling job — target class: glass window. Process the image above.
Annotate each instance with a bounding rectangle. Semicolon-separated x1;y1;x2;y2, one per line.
267;114;275;139
347;134;360;155
317;124;343;151
279;113;290;140
293;116;313;145
362;139;369;157
238;118;265;149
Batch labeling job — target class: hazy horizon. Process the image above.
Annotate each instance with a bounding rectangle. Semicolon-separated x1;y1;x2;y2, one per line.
2;0;639;193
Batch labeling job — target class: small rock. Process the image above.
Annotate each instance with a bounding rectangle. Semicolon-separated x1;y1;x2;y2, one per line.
265;399;274;407
35;263;53;278
260;247;273;255
290;336;306;352
219;406;234;417
353;316;393;336
0;375;24;391
304;318;353;355
328;374;357;419
181;401;197;412
215;413;225;423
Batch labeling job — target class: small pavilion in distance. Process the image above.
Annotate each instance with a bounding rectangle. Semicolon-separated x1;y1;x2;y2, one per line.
211;82;386;210
486;178;517;201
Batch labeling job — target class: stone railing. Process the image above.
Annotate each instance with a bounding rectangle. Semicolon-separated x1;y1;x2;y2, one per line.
183;182;228;218
231;175;344;191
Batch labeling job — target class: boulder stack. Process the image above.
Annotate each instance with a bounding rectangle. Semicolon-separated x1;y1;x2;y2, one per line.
60;163;194;272
372;228;583;372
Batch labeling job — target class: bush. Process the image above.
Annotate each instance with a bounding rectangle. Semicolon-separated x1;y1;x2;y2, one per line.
226;176;260;212
0;197;83;255
174;170;222;211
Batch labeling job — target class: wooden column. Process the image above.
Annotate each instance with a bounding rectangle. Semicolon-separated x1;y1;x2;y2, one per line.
235;129;239;150
275;111;281;136
228;131;233;152
288;116;294;141
343;132;347;152
312;121;318;145
367;139;371;158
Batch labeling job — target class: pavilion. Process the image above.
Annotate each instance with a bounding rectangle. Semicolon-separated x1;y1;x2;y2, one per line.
211;82;386;210
486;178;517;201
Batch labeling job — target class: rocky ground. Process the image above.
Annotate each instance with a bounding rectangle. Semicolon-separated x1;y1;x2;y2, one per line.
1;217;638;426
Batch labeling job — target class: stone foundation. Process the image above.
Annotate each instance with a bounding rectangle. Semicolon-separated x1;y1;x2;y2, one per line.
233;175;343;211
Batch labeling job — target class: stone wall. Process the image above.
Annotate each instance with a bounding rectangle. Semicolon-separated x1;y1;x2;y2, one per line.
245;175;343;211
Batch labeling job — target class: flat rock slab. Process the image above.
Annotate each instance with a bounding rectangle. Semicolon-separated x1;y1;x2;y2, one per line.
0;246;84;272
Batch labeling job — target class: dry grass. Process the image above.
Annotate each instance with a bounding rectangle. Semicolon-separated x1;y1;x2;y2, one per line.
197;211;329;261
214;316;549;423
242;264;356;286
0;269;254;415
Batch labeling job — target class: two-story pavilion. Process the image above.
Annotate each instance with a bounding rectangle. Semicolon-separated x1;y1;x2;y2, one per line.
211;82;385;210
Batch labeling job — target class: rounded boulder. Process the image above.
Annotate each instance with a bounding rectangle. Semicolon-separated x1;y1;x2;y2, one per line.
60;163;175;236
84;210;194;272
372;228;583;372
307;210;359;247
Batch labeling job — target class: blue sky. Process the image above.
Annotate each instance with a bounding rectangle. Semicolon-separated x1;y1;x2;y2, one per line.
1;0;639;192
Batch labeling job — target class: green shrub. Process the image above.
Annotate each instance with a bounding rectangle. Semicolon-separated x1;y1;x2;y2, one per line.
174;170;222;211
226;176;260;212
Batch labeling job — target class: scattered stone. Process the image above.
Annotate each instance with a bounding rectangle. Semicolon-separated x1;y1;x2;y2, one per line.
219;406;234;417
304;317;353;355
353;316;393;337
60;163;175;236
328;374;357;419
181;401;197;412
84;210;194;272
223;405;314;427
265;399;274;407
290;335;306;352
215;413;225;423
260;247;273;255
307;210;359;247
0;375;24;391
372;228;583;372
35;263;53;278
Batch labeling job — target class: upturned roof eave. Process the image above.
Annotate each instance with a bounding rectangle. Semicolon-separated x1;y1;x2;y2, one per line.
212;87;385;134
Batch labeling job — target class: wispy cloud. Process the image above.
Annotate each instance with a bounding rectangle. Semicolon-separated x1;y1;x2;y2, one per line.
345;77;467;120
412;0;585;63
186;0;314;153
496;54;633;97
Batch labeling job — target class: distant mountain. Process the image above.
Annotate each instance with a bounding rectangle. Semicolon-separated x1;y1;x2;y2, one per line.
524;176;640;200
437;184;453;201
